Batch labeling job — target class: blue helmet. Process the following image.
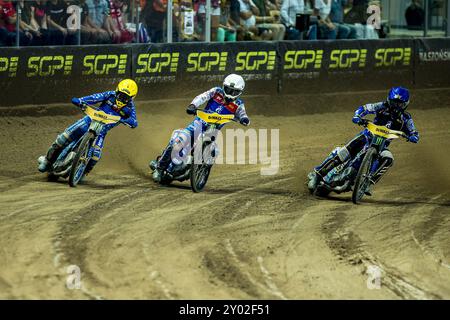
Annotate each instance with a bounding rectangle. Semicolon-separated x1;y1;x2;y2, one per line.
387;87;410;114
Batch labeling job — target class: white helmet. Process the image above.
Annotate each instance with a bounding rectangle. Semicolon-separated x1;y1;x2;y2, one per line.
223;74;245;101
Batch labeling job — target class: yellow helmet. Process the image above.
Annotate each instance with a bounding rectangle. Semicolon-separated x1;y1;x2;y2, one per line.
115;79;138;108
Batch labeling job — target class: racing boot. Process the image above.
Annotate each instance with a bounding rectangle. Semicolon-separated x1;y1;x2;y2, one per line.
152;170;162;183
38;135;69;173
152;164;174;183
38;142;62;172
38;156;50;173
364;180;375;196
307;171;320;193
152;145;175;182
149;160;158;171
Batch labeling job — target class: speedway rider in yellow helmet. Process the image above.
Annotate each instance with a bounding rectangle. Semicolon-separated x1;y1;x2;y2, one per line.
38;79;138;175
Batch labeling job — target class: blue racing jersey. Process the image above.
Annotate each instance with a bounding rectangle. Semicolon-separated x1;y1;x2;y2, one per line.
71;91;138;129
354;101;419;140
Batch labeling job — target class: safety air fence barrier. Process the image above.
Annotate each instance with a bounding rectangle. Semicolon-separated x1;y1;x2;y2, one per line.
0;38;449;106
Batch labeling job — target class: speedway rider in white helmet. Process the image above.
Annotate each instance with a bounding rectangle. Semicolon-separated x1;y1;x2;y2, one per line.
151;74;250;181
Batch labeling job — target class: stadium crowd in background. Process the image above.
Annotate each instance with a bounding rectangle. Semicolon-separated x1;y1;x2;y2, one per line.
0;0;384;46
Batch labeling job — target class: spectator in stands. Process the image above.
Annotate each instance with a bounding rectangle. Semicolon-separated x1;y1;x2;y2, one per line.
217;0;238;41
86;0;112;42
405;0;425;29
0;0;32;46
238;0;273;40
46;0;78;45
253;0;285;40
30;1;58;44
106;0;134;43
330;0;356;38
197;0;221;41
17;0;49;45
266;0;279;11
175;0;199;41
344;0;369;24
78;0;110;43
141;0;166;42
368;0;383;38
0;0;9;46
314;0;337;39
229;0;241;25
270;0;282;9
280;0;304;40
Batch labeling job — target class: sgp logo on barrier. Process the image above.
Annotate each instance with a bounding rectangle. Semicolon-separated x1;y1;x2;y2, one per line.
82;54;127;75
136;53;179;74
27;55;73;77
375;48;411;67
0;56;19;77
284;50;323;70
187;52;228;72
329;49;367;69
235;51;276;71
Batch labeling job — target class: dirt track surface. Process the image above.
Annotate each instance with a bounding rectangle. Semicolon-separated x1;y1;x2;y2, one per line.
1;93;450;299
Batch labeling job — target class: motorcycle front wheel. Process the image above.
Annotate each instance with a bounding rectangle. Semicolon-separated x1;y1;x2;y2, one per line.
68;132;95;187
190;141;214;193
190;163;212;193
352;147;376;204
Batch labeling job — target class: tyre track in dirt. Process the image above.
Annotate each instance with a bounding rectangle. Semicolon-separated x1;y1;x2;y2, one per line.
320;203;441;299
1;105;450;299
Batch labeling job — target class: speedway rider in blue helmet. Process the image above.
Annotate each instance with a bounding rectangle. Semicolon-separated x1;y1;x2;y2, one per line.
38;79;138;175
151;74;250;181
310;87;420;196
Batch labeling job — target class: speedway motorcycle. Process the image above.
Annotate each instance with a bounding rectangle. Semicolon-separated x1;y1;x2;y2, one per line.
47;105;121;187
307;120;408;204
150;110;236;193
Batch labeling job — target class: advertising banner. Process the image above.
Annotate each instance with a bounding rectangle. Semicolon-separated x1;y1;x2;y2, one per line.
131;41;279;100
0;46;132;105
415;38;450;88
278;39;415;94
0;38;448;106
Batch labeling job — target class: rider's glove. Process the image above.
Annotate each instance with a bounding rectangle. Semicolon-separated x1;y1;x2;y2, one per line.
408;135;419;143
186;104;197;115
353;116;368;126
352;116;362;125
79;102;88;111
240;117;250;126
71;97;88;111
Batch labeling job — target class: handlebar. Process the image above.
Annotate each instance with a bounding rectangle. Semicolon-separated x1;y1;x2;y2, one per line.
195;108;239;123
360;119;409;140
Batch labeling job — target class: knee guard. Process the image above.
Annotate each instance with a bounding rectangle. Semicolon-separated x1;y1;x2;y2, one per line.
380;150;394;166
170;129;191;165
372;150;394;183
159;129;192;171
91;145;102;162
